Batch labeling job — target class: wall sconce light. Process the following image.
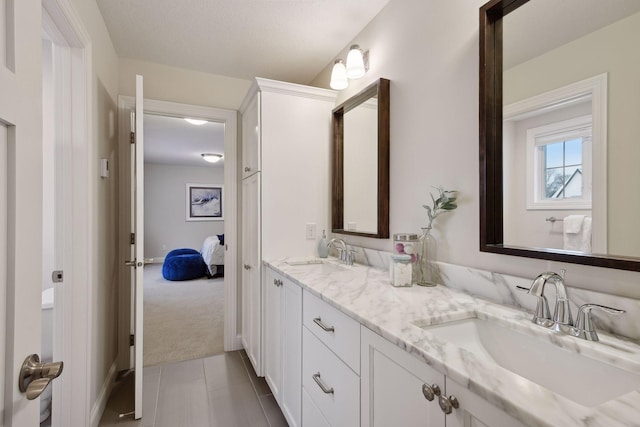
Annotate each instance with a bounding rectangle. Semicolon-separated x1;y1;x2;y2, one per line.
330;59;348;90
329;44;369;90
201;153;223;163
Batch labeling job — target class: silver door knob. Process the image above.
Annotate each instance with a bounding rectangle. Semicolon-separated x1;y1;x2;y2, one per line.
125;259;136;267
19;354;64;400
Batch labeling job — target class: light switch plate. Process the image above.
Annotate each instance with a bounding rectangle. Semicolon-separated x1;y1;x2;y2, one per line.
306;223;317;240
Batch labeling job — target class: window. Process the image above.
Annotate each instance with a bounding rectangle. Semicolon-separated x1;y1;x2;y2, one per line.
526;115;592;210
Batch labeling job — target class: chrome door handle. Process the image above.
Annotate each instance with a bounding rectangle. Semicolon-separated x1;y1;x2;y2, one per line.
313;317;335;332
312;372;334;394
19;354;64;400
125;259;144;268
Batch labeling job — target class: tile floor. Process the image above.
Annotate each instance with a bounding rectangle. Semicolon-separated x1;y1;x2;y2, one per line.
98;350;288;427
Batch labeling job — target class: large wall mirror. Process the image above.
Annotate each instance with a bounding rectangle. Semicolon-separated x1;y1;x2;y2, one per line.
480;0;640;271
332;78;390;238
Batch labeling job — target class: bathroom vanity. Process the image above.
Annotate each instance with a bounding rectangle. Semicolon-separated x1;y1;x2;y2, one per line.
263;258;640;427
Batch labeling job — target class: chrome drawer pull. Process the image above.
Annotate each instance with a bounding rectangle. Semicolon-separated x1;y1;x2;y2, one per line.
313;317;335;332
312;372;334;394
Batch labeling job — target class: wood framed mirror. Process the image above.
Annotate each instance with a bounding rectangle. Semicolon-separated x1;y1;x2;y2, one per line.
332;78;390;238
480;0;640;271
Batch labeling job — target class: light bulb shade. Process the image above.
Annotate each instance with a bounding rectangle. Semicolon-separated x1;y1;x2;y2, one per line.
330;59;348;90
201;153;223;163
346;45;366;79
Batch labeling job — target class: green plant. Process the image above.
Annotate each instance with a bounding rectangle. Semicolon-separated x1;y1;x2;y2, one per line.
423;187;458;229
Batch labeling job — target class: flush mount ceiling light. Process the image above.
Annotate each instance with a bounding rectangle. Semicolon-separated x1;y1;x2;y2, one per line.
185;118;208;126
201;153;223;163
330;45;369;90
330;59;348;90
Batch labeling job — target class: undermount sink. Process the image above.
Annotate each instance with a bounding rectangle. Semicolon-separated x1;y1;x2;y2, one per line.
286;259;347;273
416;316;640;407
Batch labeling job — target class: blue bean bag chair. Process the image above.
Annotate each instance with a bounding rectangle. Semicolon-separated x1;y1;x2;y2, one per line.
162;248;207;281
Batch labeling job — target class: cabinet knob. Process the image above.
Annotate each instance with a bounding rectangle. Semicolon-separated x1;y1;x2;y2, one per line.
244;264;251;270
421;383;441;401
273;279;283;287
438;394;459;414
244;166;251;172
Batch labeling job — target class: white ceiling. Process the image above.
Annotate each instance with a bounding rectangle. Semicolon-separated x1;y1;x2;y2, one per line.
504;0;640;69
144;114;225;167
96;0;391;85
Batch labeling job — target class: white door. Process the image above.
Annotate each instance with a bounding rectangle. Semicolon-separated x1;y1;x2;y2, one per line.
128;74;146;420
0;0;46;425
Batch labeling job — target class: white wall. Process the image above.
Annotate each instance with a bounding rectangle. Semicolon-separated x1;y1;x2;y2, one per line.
311;0;640;300
144;163;224;258
70;0;121;415
119;58;252;110
504;11;640;258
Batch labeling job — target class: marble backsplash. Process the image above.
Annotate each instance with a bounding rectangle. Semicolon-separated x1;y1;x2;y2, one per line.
340;245;640;342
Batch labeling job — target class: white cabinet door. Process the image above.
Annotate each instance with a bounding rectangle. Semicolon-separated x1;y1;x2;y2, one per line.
241;92;260;179
264;267;282;401
241;173;262;375
361;326;445;427
444;378;526;427
281;278;302;427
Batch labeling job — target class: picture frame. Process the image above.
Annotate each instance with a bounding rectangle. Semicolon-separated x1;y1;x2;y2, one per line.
186;184;223;221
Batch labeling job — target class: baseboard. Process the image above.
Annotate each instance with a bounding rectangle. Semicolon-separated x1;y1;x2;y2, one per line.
90;360;118;427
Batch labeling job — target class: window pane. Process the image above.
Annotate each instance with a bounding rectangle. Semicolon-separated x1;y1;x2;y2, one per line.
545;167;564;198
544;142;563;168
564;138;582;166
563;165;582;198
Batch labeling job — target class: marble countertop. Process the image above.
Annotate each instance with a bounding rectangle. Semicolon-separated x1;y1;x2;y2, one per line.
265;257;640;427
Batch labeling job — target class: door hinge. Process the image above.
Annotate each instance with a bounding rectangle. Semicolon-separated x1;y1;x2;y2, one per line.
130;131;135;144
130;233;135;245
52;270;63;283
129;334;135;346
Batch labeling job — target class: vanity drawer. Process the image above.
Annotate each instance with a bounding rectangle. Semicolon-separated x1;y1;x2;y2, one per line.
302;389;331;427
303;291;360;373
303;327;360;427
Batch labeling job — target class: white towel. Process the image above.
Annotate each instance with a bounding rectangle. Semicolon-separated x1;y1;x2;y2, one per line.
563;216;592;252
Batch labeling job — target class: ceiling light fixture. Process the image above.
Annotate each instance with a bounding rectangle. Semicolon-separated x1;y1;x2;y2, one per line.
185;118;208;126
329;44;369;90
201;153;223;163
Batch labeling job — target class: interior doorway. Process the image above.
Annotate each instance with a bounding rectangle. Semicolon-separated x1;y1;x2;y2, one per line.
143;113;227;365
117;98;240;372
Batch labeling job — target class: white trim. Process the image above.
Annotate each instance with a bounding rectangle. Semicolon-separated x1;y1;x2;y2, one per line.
41;1;93;426
504;73;607;254
89;361;118;427
240;77;336;113
117;96;240;371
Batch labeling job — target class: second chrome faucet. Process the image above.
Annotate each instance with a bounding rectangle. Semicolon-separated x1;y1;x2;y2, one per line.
517;270;625;341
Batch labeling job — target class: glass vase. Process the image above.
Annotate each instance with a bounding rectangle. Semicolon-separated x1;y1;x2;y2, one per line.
418;227;437;286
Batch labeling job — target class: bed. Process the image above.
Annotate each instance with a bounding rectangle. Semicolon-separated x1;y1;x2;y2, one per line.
201;234;225;278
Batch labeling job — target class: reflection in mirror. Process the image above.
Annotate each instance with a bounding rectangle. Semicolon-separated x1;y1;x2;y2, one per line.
344;96;378;233
332;78;389;238
479;0;640;271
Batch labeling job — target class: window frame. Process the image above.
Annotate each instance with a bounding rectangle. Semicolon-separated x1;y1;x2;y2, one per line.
526;115;593;210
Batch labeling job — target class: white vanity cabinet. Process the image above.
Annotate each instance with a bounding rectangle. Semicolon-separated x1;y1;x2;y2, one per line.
239;78;336;376
361;326;526;427
264;266;303;427
302;291;361;427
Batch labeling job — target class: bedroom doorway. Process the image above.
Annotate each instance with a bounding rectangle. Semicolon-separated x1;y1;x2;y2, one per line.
117;99;239;372
143;113;226;366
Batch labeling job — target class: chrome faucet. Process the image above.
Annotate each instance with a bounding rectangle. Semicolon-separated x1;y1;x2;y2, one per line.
518;270;572;332
327;238;354;265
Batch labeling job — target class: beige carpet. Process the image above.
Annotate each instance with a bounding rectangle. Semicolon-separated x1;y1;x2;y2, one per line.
143;264;225;366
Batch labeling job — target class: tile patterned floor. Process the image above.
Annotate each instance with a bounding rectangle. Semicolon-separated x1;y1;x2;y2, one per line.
98;350;288;427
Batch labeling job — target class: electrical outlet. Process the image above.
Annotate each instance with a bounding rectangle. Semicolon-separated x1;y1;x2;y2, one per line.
306;223;317;240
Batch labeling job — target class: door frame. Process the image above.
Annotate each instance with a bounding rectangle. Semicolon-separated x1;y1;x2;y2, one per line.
117;97;240;371
41;0;93;426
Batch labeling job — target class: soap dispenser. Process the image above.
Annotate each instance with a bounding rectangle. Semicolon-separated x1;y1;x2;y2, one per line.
317;230;329;258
